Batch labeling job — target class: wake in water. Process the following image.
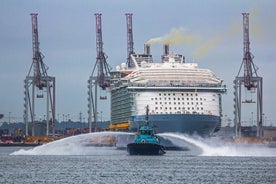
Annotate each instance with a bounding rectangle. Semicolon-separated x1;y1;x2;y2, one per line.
158;133;276;157
10;132;135;156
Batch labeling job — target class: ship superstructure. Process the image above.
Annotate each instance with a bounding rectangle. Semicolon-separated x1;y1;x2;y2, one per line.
109;45;226;136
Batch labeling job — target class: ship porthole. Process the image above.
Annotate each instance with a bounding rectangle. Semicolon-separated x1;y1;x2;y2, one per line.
141;139;146;143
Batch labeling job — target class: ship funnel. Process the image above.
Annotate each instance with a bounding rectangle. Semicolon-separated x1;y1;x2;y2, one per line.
163;44;169;55
144;44;151;55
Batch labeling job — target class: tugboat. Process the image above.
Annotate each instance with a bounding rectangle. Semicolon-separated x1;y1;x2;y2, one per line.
127;106;166;155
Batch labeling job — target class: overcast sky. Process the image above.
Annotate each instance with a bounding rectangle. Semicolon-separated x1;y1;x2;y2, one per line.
0;0;275;126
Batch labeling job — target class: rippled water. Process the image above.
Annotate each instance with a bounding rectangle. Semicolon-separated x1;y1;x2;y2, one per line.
1;132;276;183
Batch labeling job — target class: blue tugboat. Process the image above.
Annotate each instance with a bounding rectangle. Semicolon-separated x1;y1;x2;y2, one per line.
127;106;166;155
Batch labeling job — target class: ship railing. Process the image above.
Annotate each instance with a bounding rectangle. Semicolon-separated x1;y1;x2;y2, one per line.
127;82;224;88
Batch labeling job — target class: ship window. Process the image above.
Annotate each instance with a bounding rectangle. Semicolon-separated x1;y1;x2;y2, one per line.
168;93;170;96
181;93;184;96
191;98;193;100
160;107;162;109
151;98;154;100
178;107;181;110
165;102;167;104
164;93;166;96
160;102;162;104
182;98;184;100
192;107;194;110
178;98;180;100
187;102;189;105
174;107;177;110
191;102;193;105
191;94;193;96
169;102;171;104
173;98;176;100
178;102;180;105
182;102;184;105
201;102;203;105
196;102;198;105
174;102;176;105
155;102;158;105
159;93;161;96
164;97;167;100
200;98;202;100
169;98;171;100
188;107;190;110
197;107;199;110
213;99;215;101
165;107;167;110
159;97;162;100
195;93;198;96
196;98;198;100
155;107;158;110
201;107;203;110
173;93;175;96
187;98;189;100
186;93;189;96
169;107;172;110
155;97;157;100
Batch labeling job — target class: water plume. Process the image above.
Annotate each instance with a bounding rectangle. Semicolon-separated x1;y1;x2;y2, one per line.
10;132;135;156
159;133;276;157
146;27;199;45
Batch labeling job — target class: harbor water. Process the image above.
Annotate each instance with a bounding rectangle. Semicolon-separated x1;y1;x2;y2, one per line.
1;132;276;184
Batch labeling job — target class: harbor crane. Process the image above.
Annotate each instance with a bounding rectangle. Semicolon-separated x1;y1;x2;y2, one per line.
24;13;56;136
234;13;263;138
88;13;111;132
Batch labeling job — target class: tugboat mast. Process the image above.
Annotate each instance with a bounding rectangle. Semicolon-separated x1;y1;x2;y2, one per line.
145;105;149;125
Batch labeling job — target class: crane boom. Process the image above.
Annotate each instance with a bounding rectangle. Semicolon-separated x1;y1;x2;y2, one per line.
30;13;48;89
242;13;256;90
95;13;110;89
126;13;134;68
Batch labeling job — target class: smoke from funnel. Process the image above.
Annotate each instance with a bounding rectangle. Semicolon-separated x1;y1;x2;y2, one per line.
146;27;199;45
193;36;221;59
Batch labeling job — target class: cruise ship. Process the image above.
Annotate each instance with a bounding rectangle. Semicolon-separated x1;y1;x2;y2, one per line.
109;44;226;136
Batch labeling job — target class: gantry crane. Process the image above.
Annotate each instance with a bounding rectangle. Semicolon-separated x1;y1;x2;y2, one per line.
24;13;56;136
234;13;263;138
88;13;111;132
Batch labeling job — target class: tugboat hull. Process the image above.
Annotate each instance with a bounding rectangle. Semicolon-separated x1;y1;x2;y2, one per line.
127;142;166;155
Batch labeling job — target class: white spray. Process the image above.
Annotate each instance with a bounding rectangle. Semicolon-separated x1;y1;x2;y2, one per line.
158;133;276;157
10;132;135;156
